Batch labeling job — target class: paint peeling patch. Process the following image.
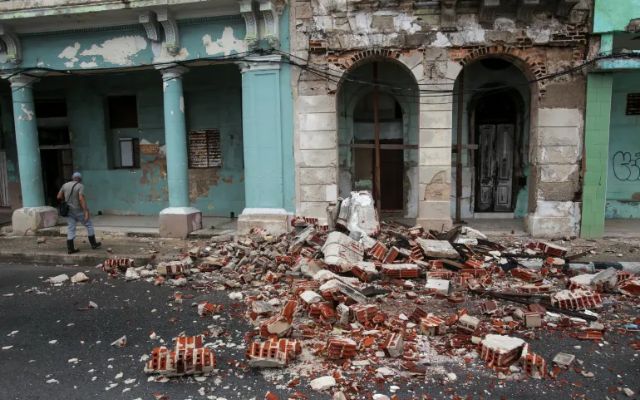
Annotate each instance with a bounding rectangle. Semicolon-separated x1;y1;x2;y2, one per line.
394;14;421;35
58;42;80;67
430;32;451;48
20;104;34;121
189;169;220;201
79;36;147;65
424;171;448;201
202;27;247;56
79;60;98;68
180;96;185;113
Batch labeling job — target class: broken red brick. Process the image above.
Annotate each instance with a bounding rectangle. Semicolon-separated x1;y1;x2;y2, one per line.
381;263;421;279
419;316;447;336
479;334;525;368
246;337;302;367
551;289;602;310
382;332;404;358
326;337;357;359
510;267;543;283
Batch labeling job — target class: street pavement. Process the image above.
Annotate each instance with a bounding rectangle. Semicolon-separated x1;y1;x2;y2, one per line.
0;262;638;400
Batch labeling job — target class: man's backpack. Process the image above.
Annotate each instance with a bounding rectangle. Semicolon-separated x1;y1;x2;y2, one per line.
58;182;79;217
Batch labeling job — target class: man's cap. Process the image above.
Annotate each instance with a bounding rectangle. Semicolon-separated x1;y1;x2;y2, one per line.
72;172;82;179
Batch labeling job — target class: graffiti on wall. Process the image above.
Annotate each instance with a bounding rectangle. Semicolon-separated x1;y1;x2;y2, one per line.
612;151;640;181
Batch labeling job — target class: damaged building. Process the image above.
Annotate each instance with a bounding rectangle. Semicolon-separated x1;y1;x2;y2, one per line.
291;0;592;238
0;0;294;237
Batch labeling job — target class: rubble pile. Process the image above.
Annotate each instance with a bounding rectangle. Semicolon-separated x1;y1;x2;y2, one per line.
99;191;640;397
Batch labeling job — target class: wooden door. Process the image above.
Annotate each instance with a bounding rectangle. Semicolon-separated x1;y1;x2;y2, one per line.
476;124;515;212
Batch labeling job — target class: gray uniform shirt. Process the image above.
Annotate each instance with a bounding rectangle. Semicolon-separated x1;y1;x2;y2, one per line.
60;181;84;210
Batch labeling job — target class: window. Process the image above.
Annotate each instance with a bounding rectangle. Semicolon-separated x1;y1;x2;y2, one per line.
118;138;140;168
188;129;222;168
626;93;640;115
108;95;138;128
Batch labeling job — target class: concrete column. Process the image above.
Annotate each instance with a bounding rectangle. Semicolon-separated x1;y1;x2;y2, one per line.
581;73;614;238
237;55;290;234
158;65;202;238
417;81;454;231
9;74;57;235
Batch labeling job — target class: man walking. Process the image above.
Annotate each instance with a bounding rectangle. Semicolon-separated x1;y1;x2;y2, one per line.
57;172;101;254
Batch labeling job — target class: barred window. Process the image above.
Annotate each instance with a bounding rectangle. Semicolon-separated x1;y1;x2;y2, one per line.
188;129;222;168
626;93;640;115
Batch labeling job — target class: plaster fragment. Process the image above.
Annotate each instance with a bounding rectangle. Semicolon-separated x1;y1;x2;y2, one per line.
79;36;147;65
20;104;34;121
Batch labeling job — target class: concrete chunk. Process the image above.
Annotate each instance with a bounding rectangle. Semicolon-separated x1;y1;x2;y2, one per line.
416;239;459;259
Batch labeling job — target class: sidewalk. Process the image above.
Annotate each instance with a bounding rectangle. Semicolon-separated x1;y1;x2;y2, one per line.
0;235;188;266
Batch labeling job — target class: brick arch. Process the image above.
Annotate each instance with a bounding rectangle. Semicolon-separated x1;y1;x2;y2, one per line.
449;45;547;96
327;48;405;72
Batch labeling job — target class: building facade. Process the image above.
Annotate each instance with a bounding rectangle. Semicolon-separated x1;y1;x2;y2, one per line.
581;0;640;238
0;0;294;237
290;0;592;237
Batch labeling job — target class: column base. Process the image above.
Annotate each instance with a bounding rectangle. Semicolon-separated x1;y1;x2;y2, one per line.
525;201;581;239
159;207;202;238
237;208;291;235
12;206;58;235
416;218;453;232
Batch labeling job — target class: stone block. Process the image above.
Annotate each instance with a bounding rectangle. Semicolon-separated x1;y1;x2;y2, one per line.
419;200;452;219
298;149;338;167
420;110;453;129
159;207;202;238
420;147;451;166
299;113;336;131
538;145;580;165
299;167;337;185
525;215;579;238
296;95;336;114
300;131;337;150
298;201;329;220
538;108;582;128
539;164;579;183
11;206;58;236
420;128;452;147
538;126;580;147
237;208;290;235
301;184;337;202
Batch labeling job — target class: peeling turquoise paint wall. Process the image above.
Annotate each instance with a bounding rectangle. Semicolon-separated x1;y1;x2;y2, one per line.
606;71;640;218
279;8;295;213
35;65;244;216
2;16;247;72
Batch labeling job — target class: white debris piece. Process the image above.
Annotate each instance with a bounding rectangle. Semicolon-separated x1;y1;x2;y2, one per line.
299;290;323;304
322;231;364;269
111;335;127;347
47;274;69;285
416;239;459;259
124;268;140;281
310;376;337;391
228;292;243;301
425;278;451;295
335;191;380;237
70;272;90;283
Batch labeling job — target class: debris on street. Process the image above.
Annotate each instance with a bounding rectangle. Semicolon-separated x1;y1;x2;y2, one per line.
93;192;640;398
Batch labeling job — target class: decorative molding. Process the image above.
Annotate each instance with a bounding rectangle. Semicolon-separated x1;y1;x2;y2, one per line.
238;55;282;73
259;0;284;49
479;0;500;24
156;9;180;56
239;0;259;48
8;74;38;89
0;25;21;64
440;0;458;31
139;11;161;42
158;64;189;81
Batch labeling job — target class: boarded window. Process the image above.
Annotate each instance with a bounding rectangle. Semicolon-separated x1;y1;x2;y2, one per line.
108;96;138;128
118;138;140;168
188;130;222;168
626;93;640;115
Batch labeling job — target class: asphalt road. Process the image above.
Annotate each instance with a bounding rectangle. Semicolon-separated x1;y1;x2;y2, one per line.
0;263;638;400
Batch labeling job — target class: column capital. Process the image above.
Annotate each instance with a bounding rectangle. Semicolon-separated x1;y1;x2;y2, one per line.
238;54;282;74
8;74;39;89
157;64;188;81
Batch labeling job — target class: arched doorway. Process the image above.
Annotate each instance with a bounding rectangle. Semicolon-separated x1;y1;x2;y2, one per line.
337;59;419;217
452;57;531;219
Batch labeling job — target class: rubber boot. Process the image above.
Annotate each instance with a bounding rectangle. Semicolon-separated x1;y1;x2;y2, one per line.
67;239;79;254
88;235;101;250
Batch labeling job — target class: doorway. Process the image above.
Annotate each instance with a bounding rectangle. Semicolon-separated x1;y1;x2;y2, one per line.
35;99;73;206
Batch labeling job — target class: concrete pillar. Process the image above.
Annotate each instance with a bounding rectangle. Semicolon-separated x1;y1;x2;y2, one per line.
581;73;614;238
9;74;57;235
237;55;290;234
158;65;202;238
417;80;454;231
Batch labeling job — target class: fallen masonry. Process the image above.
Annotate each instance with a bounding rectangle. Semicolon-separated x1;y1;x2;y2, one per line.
95;191;639;398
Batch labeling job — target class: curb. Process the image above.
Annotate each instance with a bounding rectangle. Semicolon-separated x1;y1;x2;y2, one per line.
0;252;151;267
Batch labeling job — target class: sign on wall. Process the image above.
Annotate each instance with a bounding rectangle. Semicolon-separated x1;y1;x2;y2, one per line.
188;129;222;168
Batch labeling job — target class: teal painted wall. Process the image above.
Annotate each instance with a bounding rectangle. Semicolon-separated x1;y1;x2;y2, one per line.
279;9;296;213
2;16;247;72
594;0;640;33
31;65;244;216
606;71;640;218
